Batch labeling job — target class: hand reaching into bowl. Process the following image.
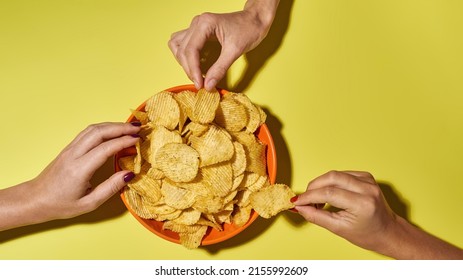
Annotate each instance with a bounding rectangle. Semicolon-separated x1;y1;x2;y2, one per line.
0;122;141;231
168;0;280;91
292;170;463;259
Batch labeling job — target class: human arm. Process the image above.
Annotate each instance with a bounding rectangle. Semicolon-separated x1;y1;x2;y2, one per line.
292;170;463;259
168;0;280;91
0;122;141;231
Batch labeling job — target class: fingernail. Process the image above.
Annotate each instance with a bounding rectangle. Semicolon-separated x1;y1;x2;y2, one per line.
130;134;140;138
130;121;142;127
290;196;298;203
205;79;216;91
123;172;135;183
194;80;200;90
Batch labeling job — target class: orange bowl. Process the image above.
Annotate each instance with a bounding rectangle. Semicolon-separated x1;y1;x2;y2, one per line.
114;84;277;246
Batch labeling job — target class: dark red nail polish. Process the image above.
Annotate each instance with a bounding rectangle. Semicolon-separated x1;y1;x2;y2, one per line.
289;208;298;213
123;172;135;183
130;134;140;138
130;121;142;127
290;196;298;203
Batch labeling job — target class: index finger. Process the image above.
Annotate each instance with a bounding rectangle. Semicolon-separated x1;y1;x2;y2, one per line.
182;29;210;89
306;170;372;194
294;185;363;211
67;122;140;158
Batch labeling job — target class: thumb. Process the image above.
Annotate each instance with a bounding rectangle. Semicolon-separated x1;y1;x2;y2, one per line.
204;46;241;91
80;171;135;212
295;205;339;233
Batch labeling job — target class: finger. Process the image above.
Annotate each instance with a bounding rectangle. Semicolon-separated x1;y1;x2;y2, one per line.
294;186;363;211
182;30;210;90
168;29;188;64
78;170;135;213
79;134;140;175
306;170;370;194
204;46;241;91
295;205;342;233
68;122;140;158
342;170;377;184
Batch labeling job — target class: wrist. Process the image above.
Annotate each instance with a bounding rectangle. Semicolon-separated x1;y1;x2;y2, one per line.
243;0;279;34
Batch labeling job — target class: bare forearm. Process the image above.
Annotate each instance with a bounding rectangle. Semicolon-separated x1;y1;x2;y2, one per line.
0;181;46;231
378;216;463;259
243;0;280;33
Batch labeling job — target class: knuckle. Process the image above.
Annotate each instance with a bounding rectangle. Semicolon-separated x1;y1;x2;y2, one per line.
196;12;216;25
323;185;337;198
326;170;341;181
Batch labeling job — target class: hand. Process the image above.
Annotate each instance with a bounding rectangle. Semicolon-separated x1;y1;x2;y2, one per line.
0;122;141;230
292;170;463;259
168;0;279;91
292;171;397;252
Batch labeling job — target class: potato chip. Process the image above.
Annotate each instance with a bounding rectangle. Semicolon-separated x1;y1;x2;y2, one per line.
130;109;149;125
149;125;183;164
182;121;209;137
190;125;234;167
214;95;248;131
154;143;199;183
232;204;252;227
192;89;220;124
196;216;222;231
172;208;202;225
118;155;135;171
134;141;142;174
161;180;196;210
235;189;253;207
231;141;246;177
140;138;152;163
163;222;209;250
201;162;233;197
124;187;159;219
173;90;196;120
179;225;209;250
146;91;180;130
146;167;165;180
240;172;269;192
127;172;162;203
192;195;224;214
232;92;262;133
249;184;296;219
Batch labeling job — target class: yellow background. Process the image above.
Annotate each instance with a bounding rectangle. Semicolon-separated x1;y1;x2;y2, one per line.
1;0;462;259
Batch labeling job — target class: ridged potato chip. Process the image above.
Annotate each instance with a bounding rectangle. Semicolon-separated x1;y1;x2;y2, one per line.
146;91;180;130
232;204;252;227
161;180;196;210
232;92;263;133
154;143;199;183
190;125;234;167
201;163;233;197
214;95;248;131
149;125;182;164
249;184;296;219
192;89;220;124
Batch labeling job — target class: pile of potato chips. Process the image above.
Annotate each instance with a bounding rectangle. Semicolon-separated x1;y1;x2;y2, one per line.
118;89;295;249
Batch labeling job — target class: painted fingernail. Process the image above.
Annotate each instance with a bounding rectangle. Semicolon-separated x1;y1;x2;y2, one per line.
123;172;135;183
290;196;298;203
130;121;142;127
130;134;140;138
